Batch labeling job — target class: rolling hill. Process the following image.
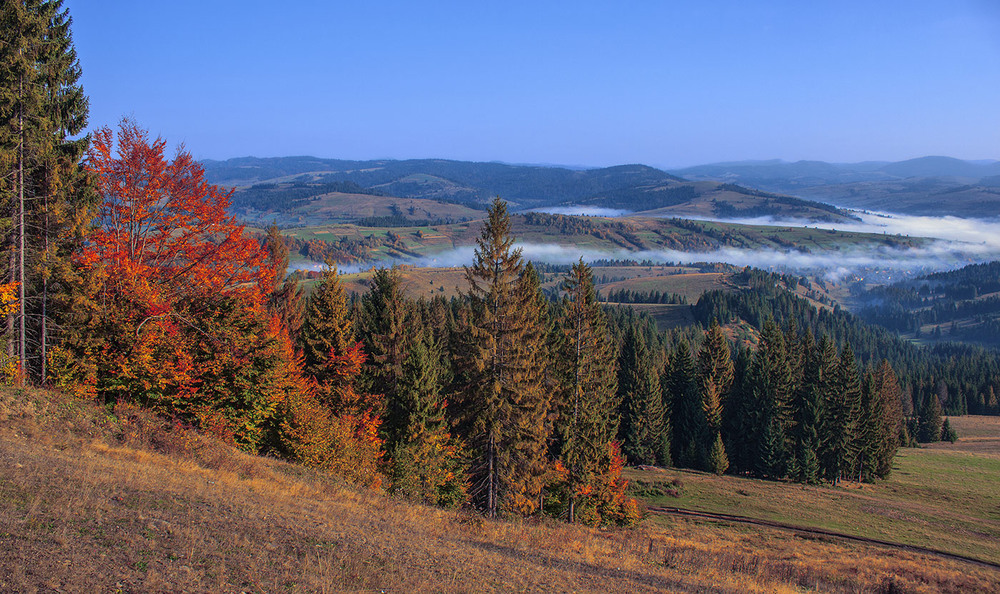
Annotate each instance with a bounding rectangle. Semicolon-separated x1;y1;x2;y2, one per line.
203;157;857;224
671;157;1000;217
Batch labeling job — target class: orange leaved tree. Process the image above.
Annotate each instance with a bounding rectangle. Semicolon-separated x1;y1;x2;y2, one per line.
51;119;293;450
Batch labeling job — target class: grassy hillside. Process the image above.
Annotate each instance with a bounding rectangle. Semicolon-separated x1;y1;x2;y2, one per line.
2;388;998;592
627;415;1000;566
231;185;484;227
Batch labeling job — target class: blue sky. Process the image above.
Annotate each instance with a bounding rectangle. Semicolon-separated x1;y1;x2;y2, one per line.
66;1;1000;168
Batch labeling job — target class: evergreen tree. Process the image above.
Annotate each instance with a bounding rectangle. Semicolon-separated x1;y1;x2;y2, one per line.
1;0;90;382
300;262;353;376
855;371;880;482
358;265;412;438
697;319;733;473
454;197;549;518
707;431;729;475
788;331;821;483
749;318;792;478
871;360;903;478
821;344;861;484
918;392;943;443
389;331;467;507
722;345;754;474
553;259;618;523
669;340;704;469
617;324;668;466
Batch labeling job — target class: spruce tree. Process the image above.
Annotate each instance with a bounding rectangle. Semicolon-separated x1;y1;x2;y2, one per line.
454;197;549;518
554;259;618;523
749;318;792;478
389;331;467;507
788;331;821;483
669;340;704;469
918;392;943;443
299;261;354;384
1;0;89;382
821;343;861;484
865;362;903;481
722;345;754;474
358;265;412;437
617;324;668;466
697;319;733;473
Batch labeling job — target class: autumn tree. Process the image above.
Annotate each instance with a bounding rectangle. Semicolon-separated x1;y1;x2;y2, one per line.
264;224;304;342
54;120;303;450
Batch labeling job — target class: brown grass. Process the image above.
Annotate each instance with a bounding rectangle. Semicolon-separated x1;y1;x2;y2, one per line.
1;387;998;593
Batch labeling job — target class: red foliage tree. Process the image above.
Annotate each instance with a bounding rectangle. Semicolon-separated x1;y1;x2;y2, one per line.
51;119;289;450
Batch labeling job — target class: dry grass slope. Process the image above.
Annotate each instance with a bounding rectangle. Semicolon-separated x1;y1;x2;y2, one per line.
1;388;998;593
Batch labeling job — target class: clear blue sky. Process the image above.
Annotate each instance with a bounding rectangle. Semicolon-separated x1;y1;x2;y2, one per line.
65;0;1000;168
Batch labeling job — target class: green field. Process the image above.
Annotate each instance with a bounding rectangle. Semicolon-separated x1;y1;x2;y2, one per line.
627;415;1000;564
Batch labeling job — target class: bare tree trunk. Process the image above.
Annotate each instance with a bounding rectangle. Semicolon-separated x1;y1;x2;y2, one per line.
17;68;25;385
487;432;496;519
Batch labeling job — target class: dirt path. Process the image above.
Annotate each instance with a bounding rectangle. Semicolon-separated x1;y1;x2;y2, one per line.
647;505;1000;572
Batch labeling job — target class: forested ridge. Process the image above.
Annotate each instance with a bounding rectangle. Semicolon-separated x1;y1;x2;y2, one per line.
857;261;1000;347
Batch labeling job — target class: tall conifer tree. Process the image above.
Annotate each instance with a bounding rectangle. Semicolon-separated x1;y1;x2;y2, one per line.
455;197;549;517
1;0;89;382
697;319;733;473
617;324;668;466
821;343;861;484
669;340;703;469
554;259;618;522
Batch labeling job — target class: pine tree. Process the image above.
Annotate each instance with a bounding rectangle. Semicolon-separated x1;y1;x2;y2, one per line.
554;259;618;523
299;261;354;384
617;324;668;466
669;340;704;469
454;197;549;518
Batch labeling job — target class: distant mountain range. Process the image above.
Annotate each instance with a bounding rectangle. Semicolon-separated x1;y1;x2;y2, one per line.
670;156;1000;217
202;157;854;224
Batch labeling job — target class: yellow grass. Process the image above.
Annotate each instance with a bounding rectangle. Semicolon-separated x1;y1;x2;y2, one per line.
1;388;998;593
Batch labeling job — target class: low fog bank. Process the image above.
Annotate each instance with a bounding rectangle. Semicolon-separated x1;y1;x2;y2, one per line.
528;206;632;217
687;212;1000;251
292;211;1000;283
